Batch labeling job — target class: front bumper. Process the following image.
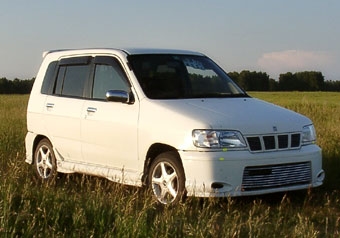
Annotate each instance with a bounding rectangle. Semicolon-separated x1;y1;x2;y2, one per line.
179;144;324;197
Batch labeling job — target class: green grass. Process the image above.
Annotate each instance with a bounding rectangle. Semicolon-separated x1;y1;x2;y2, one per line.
1;93;340;237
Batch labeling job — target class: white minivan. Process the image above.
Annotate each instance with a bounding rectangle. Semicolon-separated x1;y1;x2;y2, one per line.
25;48;324;204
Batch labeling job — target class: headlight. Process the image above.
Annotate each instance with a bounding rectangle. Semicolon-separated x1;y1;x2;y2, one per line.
192;130;247;149
302;125;317;145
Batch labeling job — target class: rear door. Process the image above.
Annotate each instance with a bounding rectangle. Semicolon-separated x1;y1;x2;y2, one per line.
81;56;139;171
43;56;91;162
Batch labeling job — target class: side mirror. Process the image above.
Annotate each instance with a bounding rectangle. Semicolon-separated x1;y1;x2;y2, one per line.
106;90;131;103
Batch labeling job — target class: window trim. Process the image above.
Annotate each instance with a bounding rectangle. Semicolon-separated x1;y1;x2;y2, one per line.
59;56;92;66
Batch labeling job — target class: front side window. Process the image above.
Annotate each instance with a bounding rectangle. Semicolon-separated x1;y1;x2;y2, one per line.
92;63;129;100
128;54;246;99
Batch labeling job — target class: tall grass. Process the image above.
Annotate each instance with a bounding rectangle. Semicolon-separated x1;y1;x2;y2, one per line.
1;93;340;237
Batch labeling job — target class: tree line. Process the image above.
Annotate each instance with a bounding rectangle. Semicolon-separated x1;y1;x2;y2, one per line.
229;71;340;92
0;77;35;94
1;71;340;94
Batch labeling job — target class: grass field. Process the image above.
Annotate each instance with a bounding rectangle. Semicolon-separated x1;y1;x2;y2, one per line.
1;92;340;237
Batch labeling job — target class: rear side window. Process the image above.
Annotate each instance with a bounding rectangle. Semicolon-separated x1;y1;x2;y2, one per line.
54;64;91;97
53;56;92;98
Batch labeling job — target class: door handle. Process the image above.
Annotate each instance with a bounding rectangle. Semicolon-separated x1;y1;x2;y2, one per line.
87;107;97;113
46;103;54;109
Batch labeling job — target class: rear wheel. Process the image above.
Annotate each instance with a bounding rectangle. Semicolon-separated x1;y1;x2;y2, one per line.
34;139;57;181
148;152;185;205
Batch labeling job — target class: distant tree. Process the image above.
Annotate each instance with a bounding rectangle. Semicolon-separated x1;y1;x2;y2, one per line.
254;71;270;91
269;78;279;91
0;77;10;93
237;70;270;91
229;71;280;91
0;77;34;94
324;80;340;91
279;72;295;91
296;71;324;91
279;71;324;91
237;70;250;90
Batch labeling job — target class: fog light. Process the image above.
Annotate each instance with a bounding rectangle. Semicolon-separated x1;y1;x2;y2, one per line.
211;182;224;189
317;170;325;182
211;182;233;192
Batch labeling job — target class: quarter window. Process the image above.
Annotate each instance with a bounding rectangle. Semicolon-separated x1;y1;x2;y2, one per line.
41;61;57;95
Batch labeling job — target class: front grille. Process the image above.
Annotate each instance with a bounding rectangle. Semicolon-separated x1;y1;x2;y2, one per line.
242;162;311;191
246;133;301;152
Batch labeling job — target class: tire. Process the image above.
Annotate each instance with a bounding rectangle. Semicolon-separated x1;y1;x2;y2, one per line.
34;139;57;181
148;152;186;205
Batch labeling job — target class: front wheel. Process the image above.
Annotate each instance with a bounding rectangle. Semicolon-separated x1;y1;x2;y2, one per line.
148;152;186;205
34;139;57;181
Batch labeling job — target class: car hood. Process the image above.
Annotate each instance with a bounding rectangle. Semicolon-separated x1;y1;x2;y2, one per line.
153;97;311;135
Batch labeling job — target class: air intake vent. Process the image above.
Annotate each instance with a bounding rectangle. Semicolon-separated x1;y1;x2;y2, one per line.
242;162;311;191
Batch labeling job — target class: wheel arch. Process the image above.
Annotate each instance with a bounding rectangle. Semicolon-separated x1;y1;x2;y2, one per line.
141;143;184;185
31;135;51;163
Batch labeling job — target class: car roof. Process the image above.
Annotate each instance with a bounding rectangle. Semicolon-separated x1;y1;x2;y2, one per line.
122;48;204;56
43;48;205;58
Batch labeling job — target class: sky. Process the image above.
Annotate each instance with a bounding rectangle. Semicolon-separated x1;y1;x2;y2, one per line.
1;0;339;81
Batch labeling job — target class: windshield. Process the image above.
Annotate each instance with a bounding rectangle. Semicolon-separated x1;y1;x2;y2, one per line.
128;54;247;99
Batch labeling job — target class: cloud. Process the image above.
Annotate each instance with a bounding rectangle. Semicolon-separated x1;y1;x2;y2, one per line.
257;50;334;79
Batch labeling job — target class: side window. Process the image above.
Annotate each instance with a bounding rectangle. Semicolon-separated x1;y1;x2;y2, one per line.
53;56;91;98
41;61;57;95
54;66;66;95
62;65;90;97
92;58;129;100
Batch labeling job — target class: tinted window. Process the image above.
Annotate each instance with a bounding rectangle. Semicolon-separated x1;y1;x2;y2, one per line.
53;60;91;98
41;61;57;94
128;54;246;99
62;65;90;97
54;66;66;95
92;59;129;100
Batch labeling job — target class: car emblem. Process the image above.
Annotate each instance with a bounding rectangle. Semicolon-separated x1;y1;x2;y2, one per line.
273;126;278;132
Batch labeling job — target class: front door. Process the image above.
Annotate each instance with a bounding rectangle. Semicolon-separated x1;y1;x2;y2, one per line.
81;56;139;177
